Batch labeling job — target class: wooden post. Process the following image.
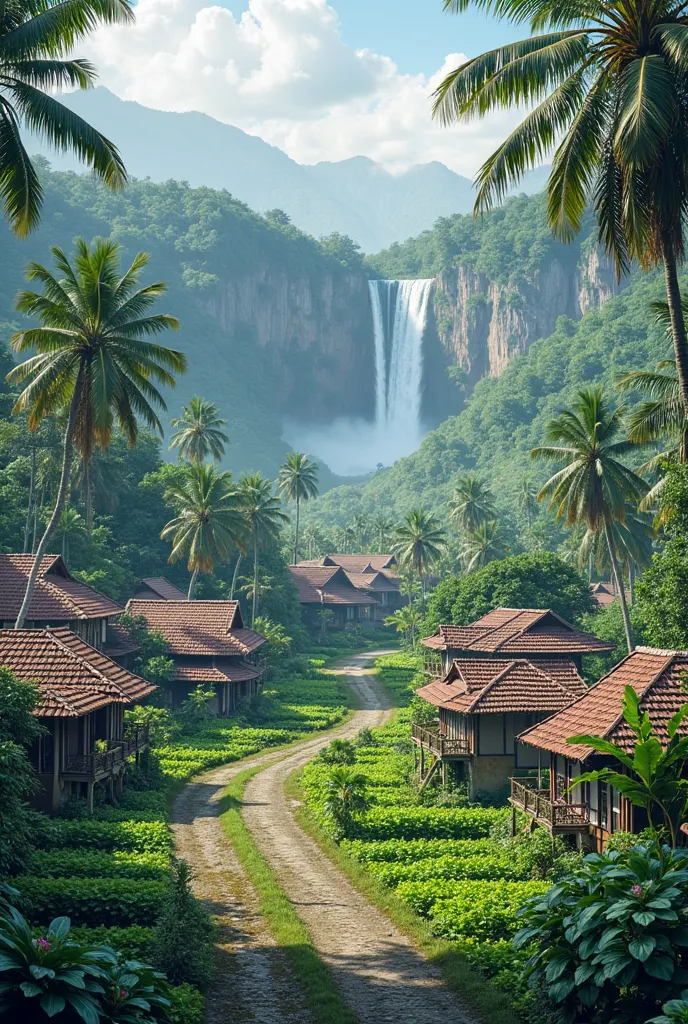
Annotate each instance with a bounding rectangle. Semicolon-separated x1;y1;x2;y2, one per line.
87;781;94;815
511;805;517;838
51;720;62;815
420;741;425;779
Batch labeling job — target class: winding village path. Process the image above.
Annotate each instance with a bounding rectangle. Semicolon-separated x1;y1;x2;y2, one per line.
172;650;476;1024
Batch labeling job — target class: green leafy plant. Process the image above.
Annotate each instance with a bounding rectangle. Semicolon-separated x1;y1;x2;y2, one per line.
514;844;688;1024
323;766;371;839
649;994;688;1023
569;685;688;846
151;860;214;989
318;739;357;765
0;903;117;1023
175;687;217;732
99;957;171;1023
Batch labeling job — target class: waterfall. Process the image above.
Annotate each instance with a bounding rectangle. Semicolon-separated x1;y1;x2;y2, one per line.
368;278;433;434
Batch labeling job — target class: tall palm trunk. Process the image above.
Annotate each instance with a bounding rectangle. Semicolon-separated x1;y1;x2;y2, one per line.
660;239;688;414
252;524;258;627
85;457;93;535
230;553;242;600
23;447;36;553
604;520;633;654
187;566;199;600
15;373;83;629
293;494;300;565
32;480;45;554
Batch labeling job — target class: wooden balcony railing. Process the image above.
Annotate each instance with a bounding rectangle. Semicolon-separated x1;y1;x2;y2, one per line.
510;778;590;830
412;721;471;757
66;726;149;778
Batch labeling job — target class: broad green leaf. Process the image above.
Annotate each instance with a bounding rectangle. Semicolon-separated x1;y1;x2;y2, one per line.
66;993;100;1024
20;982;42;997
549;977;575;1002
645;956;675;980
633;911;656;926
629;936;657;961
633;738;664;781
40;994;66;1017
47;917;70;939
668;704;688;739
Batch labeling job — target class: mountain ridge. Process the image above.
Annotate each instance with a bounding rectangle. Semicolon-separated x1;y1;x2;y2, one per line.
31;88;547;252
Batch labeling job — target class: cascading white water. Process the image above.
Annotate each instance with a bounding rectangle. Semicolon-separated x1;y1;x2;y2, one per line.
282;278;434;476
368;278;434;434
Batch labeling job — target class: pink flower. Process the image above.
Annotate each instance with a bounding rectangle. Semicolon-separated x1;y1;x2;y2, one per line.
630;884;643;897
35;938;51;951
119;989;128;1000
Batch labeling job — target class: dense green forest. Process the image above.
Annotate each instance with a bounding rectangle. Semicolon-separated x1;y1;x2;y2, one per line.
0;160;364;480
305;262;675;557
366;191;598;282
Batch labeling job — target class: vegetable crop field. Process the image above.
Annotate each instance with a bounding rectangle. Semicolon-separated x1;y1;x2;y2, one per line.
301;653;568;1018
11;646;359;1024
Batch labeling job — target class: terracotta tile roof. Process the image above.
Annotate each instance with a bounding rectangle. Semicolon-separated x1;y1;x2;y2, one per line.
288;566;378;606
421;608;613;655
519;646;688;759
172;660;263;684
0;554;122;622
345;571;400;593
297;554;397;573
0;627;155;717
137;577;188;601
416;657;585;715
126;600;267;656
103;621;140;658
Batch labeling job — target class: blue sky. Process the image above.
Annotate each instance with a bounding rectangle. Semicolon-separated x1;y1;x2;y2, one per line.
224;0;521;75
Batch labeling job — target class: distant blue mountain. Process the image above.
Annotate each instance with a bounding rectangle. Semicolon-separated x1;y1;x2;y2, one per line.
31;88;549;252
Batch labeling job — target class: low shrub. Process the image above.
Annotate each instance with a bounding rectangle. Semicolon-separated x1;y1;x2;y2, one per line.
349;806;508;840
427;880;549;942
67;924;156;961
27;849;170;880
341;837;496;863
36;819;172;854
367;853;527;886
168;982;206;1024
15;875;168;926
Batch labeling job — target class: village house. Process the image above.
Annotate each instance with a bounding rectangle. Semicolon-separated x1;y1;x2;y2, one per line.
126;599;267;714
131;577;188;601
0;553;124;652
296;554;405;622
415;608;614;795
0;627;155;813
513;646;688;851
287;565;378;630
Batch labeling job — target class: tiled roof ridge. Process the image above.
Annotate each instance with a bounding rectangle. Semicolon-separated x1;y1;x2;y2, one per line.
463;609;533;650
40;687;80;715
602;651;678;745
636;645;688;657
463;658;576;711
463;660;517;710
46;628;138;700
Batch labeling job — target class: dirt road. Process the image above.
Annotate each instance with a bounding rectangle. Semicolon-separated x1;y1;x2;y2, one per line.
172;650;474;1024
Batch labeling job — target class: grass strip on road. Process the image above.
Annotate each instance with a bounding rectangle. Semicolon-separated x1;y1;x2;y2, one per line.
284;769;520;1024
219;766;359;1024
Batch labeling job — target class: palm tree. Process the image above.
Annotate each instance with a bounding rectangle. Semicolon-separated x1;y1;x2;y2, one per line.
0;0;131;237
385;604;423;650
449;473;496;533
392;509;446;608
169;396;229;464
277;452;319;564
301;523;324;560
434;0;688;416
459;520;507;572
518;478;538;529
236;473;288;626
579;507;655;603
161;463;244;599
57;506;85;563
371;513;393;552
323;766;371;839
238;570;273;620
531;387;648;652
8;239;185;628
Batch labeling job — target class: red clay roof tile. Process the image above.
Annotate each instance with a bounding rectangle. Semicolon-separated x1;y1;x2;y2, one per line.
519;646;688;759
421;608;613;654
137;578;188;601
0;627;155;717
0;554;122;622
288;566;378;606
126;600;266;656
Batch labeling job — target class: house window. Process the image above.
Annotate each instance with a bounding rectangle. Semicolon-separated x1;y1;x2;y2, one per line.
346;606;355;621
612;787;621;832
600;783;609;831
589;780;598;824
478;715;506;755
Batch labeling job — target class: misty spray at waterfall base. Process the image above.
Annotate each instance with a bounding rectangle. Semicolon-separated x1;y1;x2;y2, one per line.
283;279;434;476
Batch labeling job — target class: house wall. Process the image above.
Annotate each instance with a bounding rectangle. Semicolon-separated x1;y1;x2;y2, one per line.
469;754;514;795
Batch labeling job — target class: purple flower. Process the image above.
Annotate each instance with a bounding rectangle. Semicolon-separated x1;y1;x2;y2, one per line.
35;938;51;951
630;884;643;897
119;989;128;1000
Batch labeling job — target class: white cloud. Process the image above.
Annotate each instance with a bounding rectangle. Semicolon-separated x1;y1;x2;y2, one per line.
84;0;520;175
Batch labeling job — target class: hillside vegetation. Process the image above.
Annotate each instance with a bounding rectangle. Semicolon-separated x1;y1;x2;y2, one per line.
305;263;674;548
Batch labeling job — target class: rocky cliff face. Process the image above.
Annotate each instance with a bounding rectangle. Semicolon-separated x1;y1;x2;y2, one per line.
205;267;375;422
433;246;624;391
